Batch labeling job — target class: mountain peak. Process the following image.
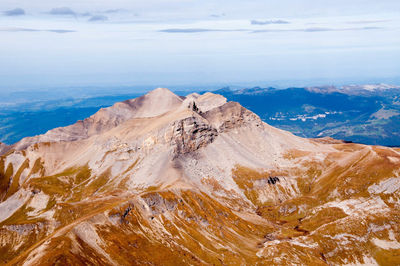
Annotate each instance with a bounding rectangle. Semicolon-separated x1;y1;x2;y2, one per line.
11;88;186;150
148;87;175;94
189;92;227;112
144;87;182;102
128;87;183;118
1;89;400;265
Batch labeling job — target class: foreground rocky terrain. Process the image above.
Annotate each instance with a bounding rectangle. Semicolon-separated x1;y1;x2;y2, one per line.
0;88;399;265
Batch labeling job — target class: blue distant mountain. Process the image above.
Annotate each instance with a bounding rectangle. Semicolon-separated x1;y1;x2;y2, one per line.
0;93;141;145
1;85;399;146
215;84;400;146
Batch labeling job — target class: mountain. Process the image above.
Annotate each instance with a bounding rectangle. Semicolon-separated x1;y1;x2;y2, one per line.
0;143;7;155
306;83;400;96
0;93;141;146
12;88;183;151
217;86;400;146
1;88;400;265
2;84;400;147
340;84;400;96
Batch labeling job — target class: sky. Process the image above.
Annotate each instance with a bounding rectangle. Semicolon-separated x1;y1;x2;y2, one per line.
0;0;400;92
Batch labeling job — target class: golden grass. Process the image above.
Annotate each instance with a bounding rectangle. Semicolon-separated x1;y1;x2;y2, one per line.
312;149;398;201
283;149;312;160
0;203;44;226
228;148;400;264
232;165;288;205
28;157;45;177
373;248;400;266
0;158;10;200
201;177;225;191
74;165;92;184
27;165;108;203
0;161;15;201
2;141;400;265
4;159;30;200
299;207;347;232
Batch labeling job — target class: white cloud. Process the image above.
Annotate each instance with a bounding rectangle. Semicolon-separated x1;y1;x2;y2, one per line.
0;0;399;89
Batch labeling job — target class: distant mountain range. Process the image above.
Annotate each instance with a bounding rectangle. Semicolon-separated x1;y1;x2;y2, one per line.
0;84;399;146
215;84;400;146
0;93;141;145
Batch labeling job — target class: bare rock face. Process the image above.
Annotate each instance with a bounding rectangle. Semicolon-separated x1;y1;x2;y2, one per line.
203;101;263;131
1;88;400;265
195;92;227;112
172;116;218;155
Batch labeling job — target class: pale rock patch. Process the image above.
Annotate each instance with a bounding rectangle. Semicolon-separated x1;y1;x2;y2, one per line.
27;192;49;216
368;177;400;194
0;189;31;223
73;222;116;264
372;237;400;249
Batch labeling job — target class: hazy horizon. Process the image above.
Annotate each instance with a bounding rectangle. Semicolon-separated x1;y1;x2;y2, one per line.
1;0;399;91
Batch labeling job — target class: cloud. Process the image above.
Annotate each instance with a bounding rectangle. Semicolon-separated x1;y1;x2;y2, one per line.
0;27;76;34
159;28;247;33
47;29;76;33
160;28;217;33
4;8;25;16
210;13;226;18
104;9;125;14
88;15;108;22
159;26;381;34
48;7;76;16
252;26;382;33
251;19;289;25
347;20;389;24
302;27;334;32
306;26;383;32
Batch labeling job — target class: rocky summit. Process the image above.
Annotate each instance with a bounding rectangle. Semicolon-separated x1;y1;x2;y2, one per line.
0;88;399;265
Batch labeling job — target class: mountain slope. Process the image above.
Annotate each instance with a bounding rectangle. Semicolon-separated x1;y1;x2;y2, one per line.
12;88;183;151
0;143;7;155
0;88;399;265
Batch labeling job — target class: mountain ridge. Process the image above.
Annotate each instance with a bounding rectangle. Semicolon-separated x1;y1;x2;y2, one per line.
2;84;400;147
9;88;184;151
0;88;399;265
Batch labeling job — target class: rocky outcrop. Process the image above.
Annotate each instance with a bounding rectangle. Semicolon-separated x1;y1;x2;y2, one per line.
203;101;263;132
3;222;46;235
195;92;227;112
172;116;218;155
